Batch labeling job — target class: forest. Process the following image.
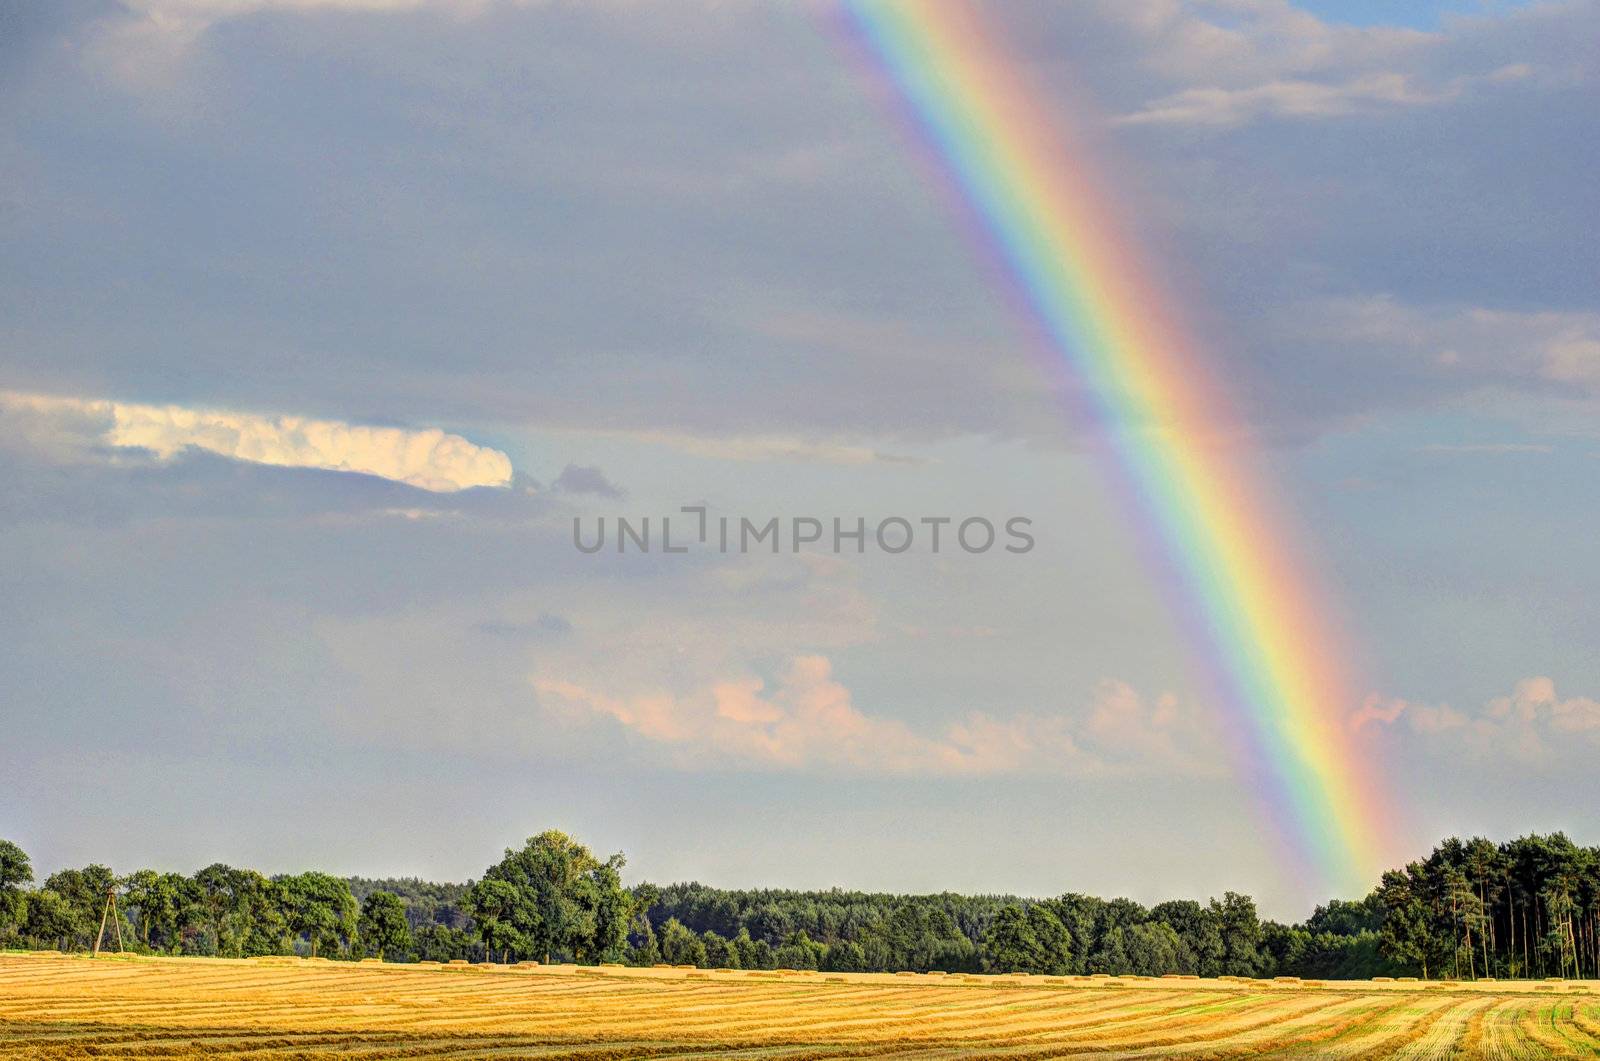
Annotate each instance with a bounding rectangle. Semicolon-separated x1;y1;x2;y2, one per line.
2;830;1597;981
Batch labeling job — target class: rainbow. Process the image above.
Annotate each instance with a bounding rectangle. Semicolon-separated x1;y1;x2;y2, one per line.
835;1;1388;894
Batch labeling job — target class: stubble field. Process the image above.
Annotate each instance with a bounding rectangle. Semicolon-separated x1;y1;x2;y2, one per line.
3;952;1599;1059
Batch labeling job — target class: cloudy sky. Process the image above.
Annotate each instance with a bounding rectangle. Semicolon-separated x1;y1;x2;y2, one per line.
3;0;1597;918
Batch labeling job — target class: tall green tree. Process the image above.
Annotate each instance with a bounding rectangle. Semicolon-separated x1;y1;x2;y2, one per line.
984;904;1072;974
42;865;119;951
1378;864;1442;978
1151;900;1219;976
734;928;775;970
0;840;30;893
701;930;740;969
465;878;524;963
359;890;413;961
1212;892;1264;977
24;889;76;950
478;830;629;963
122;870;173;949
658;917;706;966
282;872;357;958
983;905;1042;973
0;839;31;940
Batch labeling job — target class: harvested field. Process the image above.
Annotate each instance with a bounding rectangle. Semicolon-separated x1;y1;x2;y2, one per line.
3;952;1599;1058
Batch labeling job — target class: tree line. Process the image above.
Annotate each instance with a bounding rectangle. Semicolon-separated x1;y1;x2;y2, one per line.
1375;833;1600;980
2;831;1596;980
0;832;627;965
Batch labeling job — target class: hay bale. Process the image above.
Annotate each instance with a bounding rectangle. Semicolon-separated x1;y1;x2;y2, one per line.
1397;976;1419;982
1372;976;1394;982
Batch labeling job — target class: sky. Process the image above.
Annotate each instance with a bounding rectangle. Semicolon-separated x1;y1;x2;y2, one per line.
2;0;1598;920
1294;0;1536;28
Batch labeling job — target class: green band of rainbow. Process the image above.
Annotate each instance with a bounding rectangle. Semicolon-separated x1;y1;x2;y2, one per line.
838;0;1388;894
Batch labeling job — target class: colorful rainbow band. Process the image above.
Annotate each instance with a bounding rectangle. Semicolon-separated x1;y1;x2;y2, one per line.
837;1;1388;895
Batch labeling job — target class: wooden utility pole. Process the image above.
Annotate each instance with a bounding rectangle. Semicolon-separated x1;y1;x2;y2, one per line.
93;885;124;957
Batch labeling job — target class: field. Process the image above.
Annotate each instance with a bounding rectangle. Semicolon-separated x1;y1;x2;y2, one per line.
4;953;1600;1059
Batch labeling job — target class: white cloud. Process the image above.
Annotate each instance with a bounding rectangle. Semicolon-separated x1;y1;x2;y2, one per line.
1273;296;1600;396
1541;333;1600;388
1073;0;1552;130
1073;0;1435;88
0;390;512;492
81;0;500;91
1117;73;1462;127
1353;677;1600;762
1115;64;1536;127
534;656;1224;778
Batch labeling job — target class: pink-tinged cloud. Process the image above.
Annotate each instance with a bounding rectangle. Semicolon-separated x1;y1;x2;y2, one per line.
1352;677;1600;762
533;657;1225;778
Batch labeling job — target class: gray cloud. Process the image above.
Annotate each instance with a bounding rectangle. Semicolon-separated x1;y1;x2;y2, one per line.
551;463;624;499
5;0;1578;449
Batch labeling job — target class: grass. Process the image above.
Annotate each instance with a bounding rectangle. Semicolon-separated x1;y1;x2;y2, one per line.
2;952;1599;1058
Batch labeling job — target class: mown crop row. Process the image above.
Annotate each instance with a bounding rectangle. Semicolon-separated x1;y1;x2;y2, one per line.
2;953;1598;1058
